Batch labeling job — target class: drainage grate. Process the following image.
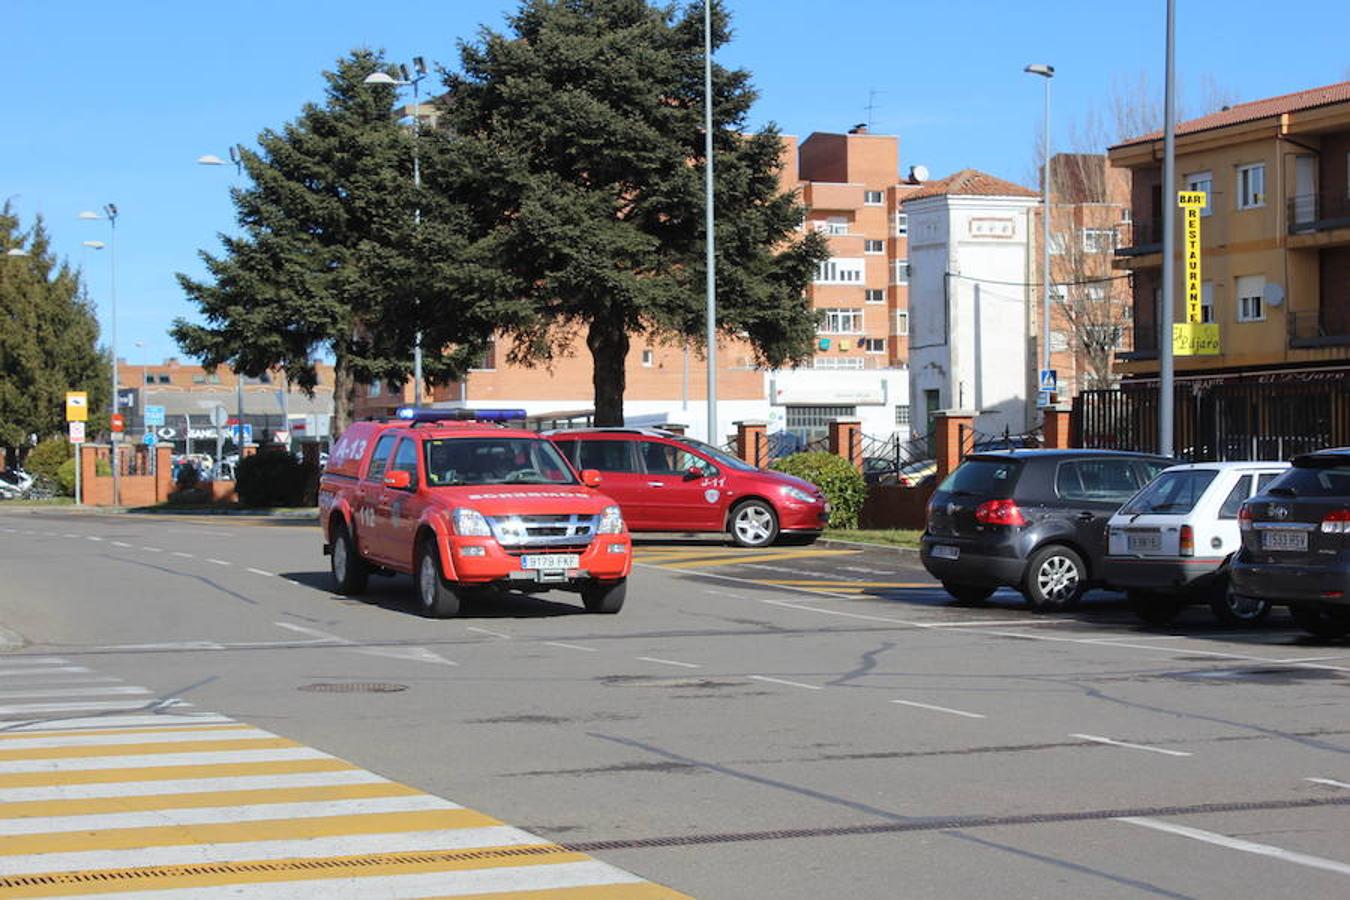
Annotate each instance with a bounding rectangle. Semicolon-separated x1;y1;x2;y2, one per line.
297;682;408;693
0;845;571;889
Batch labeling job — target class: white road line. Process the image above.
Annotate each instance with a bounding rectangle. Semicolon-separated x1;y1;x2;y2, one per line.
1117;816;1350;877
0;726;265;750
0;685;152;701
467;626;511;639
0;675;123;688
1305;777;1350;790
984;631;1350;674
0;666;91;677
110;540;133;548
85;535;102;541
636;656;700;669
544;641;598;652
0;746;331;774
171;551;194;558
0;794;462;836
142;546;163;552
57;861;645;900
0;713;233;733
1071;733;1192;758
1;768;387;802
0;656;71;666
273;622;349;643
246;567;274;577
0;825;552;877
63;532;80;538
353;646;458;667
891;699;986;719
749;675;823;691
207;558;231;566
0;699;191;718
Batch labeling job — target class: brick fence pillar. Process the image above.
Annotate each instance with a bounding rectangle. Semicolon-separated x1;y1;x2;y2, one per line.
734;421;768;468
154;445;174;501
828;417;863;470
1043;405;1073;450
933;410;975;484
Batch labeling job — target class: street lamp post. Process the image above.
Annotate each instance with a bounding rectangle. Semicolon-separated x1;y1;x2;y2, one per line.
703;0;718;444
1158;0;1177;457
1024;64;1055;387
199;147;251;458
79;205;119;505
365;59;428;407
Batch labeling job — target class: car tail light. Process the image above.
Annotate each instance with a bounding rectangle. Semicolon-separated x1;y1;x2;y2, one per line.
1238;504;1254;531
1321;509;1350;535
1179;524;1194;557
975;499;1027;526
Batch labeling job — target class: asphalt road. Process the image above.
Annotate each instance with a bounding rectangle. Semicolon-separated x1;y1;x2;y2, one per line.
1;508;1348;899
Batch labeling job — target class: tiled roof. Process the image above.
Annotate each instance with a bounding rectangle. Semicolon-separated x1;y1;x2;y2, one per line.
900;168;1038;202
1116;80;1350;147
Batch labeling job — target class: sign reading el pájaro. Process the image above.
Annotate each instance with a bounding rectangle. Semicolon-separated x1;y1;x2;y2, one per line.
1173;322;1221;356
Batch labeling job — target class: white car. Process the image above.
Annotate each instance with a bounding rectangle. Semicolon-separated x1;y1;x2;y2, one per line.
1103;461;1289;625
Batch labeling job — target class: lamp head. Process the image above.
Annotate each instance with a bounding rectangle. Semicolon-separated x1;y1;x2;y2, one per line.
363;71;401;86
412;56;427;76
82;240;106;249
5;248;28;257
1024;63;1055;78
78;210;102;220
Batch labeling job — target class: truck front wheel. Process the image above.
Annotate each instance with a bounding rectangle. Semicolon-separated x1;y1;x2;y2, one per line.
416;539;461;619
582;579;626;614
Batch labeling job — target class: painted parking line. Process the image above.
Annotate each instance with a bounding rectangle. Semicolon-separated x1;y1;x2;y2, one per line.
1071;734;1193;758
659;548;861;570
748;675;823;691
636;656;700;669
891;699;986;719
0;664;688;898
1305;777;1350;790
1117;816;1350;877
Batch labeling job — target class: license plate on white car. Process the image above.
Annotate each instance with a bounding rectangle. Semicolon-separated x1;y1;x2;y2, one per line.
1260;531;1307;552
931;545;960;560
1127;533;1161;552
521;554;580;571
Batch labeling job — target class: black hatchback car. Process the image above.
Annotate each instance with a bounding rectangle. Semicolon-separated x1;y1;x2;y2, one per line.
921;450;1173;609
1231;448;1350;638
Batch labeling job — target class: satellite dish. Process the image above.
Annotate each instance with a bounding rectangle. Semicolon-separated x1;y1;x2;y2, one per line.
1262;283;1285;307
909;164;930;184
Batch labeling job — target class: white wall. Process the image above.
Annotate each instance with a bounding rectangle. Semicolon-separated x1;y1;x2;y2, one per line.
768;367;911;439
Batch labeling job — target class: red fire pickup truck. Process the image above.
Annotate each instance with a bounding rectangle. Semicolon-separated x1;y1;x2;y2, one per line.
319;410;632;617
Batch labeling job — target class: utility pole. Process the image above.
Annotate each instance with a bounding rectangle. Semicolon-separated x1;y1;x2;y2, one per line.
1159;0;1177;456
703;0;718;444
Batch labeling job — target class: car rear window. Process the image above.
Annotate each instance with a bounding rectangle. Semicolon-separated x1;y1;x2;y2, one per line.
1120;469;1218;515
938;459;1022;497
1265;462;1350;498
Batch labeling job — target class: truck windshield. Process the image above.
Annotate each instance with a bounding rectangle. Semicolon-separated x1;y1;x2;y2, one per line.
423;438;577;487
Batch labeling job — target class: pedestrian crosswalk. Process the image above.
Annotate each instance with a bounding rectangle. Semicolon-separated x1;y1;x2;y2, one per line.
0;655;687;898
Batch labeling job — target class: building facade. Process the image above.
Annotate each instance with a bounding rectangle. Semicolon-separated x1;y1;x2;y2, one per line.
1105;80;1350;456
902;170;1040;440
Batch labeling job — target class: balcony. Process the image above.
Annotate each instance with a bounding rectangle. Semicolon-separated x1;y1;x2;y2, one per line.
1115;321;1159;361
1115;217;1162;257
1288;191;1350;236
1288;310;1350;349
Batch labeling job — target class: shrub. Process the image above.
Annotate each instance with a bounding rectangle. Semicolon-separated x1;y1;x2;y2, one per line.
769;452;866;530
24;438;71;483
234;450;318;508
56;456;110;496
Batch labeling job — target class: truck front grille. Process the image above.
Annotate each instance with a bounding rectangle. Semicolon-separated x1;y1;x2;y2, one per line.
487;513;598;549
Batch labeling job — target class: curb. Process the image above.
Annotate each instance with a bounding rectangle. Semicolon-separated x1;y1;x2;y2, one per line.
817;537;921;556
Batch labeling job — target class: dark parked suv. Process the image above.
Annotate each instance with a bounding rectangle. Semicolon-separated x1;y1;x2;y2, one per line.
1231;448;1350;638
921;450;1172;609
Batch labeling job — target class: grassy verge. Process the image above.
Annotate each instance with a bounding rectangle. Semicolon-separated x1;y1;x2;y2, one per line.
823;528;922;550
0;497;75;507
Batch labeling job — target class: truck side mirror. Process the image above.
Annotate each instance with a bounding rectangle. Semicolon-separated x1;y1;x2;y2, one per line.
383;470;413;490
581;469;602;488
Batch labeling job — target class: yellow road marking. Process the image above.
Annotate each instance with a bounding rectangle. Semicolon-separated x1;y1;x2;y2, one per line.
757;580;934;588
0;758;355;790
659;549;860;570
0;809;500;856
0;781;421;819
0;724;252;742
0;736;297;762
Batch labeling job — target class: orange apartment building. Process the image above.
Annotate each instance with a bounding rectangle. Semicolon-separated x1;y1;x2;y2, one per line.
357;129;918;444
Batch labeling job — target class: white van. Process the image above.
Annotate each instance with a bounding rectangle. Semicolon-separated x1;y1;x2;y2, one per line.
1104;461;1289;625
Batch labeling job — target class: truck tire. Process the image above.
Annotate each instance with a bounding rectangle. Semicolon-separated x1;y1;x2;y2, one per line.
330;521;369;596
582;579;626;614
416;538;461;619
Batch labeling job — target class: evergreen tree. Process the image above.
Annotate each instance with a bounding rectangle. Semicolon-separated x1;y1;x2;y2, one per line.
0;202;110;462
173;49;495;431
440;0;828;425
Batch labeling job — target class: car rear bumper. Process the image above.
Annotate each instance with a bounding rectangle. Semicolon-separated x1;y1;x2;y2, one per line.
1230;557;1350;607
1101;556;1226;592
920;536;1026;587
442;535;632;586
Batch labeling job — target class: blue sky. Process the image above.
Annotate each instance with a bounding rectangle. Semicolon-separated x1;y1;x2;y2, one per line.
4;0;1347;366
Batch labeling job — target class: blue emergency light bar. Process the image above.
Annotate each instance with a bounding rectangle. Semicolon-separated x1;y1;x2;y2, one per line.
394;407;527;423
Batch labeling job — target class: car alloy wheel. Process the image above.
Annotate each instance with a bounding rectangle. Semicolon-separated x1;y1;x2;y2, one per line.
1024;544;1085;610
731;501;778;548
1037;556;1079;603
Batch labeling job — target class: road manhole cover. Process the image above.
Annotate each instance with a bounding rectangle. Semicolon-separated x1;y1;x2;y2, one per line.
298;682;408;693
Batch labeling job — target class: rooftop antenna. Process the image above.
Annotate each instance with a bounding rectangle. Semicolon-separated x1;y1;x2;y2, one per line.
865;88;883;130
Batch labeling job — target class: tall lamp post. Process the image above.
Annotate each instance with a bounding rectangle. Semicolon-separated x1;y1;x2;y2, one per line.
78;205;119;505
703;0;718;444
365;59;428;407
1158;0;1177;457
1024;64;1055;386
199;148;249;453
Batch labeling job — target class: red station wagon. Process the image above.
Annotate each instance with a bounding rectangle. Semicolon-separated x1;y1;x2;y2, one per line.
548;428;829;547
319;410;632;617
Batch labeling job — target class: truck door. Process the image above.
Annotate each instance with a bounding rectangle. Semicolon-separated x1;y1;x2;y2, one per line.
359;433;399;563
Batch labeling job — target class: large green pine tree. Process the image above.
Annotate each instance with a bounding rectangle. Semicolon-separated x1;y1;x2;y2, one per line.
440;0;828;425
173;49;496;431
0;202;110;462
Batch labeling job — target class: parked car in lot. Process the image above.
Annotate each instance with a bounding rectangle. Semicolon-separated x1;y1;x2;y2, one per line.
548;428;829;547
921;450;1173;609
1104;461;1289;625
1231;448;1350;638
0;468;34;499
320;410;632;617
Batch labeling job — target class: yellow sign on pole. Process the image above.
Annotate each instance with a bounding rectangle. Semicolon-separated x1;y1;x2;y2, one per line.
1178;190;1206;325
1173;323;1221;356
65;391;88;422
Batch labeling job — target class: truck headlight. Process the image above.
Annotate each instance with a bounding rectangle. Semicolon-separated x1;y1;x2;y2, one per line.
452;508;492;537
597;505;625;534
783;486;816;504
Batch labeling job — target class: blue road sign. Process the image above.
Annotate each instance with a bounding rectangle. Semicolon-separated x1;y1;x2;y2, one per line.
1039;369;1058;393
144;405;166;427
1037;390;1054;408
232;423;254;445
142;431;158;446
